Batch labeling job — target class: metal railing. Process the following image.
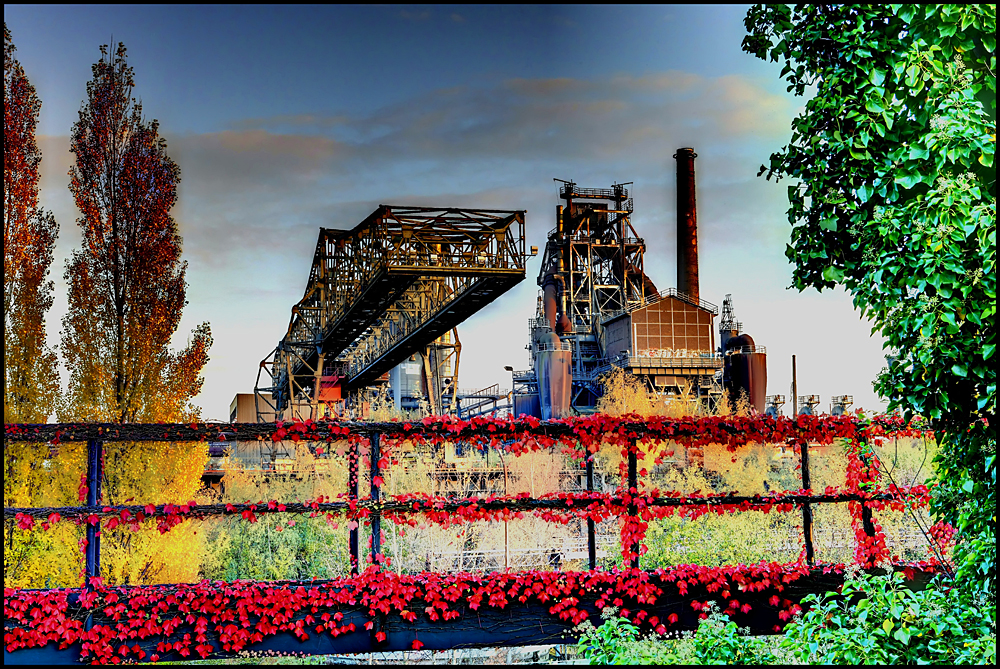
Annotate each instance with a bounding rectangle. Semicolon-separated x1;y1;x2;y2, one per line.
3;418;932;662
602;287;719;323
726;345;767;355
535;341;573;352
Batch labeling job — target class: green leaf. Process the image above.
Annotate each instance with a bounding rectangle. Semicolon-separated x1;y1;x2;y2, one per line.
895;174;922;189
951;363;967;377
822;266;845;282
820;216;838;231
908;146;930;160
883;618;895;633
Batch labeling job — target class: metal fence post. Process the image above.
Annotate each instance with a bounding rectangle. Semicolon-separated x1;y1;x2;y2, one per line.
349;439;360;575
85;439;103;589
586;454;597;571
858;452;878;542
800;441;815;566
368;431;385;647
627;441;640;569
370;432;382;563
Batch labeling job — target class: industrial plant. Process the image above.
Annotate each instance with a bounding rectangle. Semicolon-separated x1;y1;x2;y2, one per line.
248;148;807;425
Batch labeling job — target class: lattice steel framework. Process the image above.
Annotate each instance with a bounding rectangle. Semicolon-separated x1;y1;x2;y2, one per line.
256;206;526;420
530;183;658;407
537;183;656;330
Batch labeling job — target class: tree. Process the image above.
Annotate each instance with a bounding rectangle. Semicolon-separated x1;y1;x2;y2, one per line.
4;22;59;423
60;41;213;585
743;5;995;599
3;22;75;591
61;41;211;424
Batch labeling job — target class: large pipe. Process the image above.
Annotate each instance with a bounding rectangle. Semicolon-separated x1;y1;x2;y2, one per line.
674;147;699;301
542;274;571;334
542;281;559;331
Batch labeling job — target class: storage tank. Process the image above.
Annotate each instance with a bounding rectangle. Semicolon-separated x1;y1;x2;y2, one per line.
724;334;767;413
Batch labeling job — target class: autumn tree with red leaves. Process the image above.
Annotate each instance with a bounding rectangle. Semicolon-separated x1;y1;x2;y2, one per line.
3;23;59;423
56;41;212;585
60;41;211;424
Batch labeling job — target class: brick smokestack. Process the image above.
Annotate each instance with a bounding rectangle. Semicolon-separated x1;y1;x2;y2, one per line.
674;147;699;301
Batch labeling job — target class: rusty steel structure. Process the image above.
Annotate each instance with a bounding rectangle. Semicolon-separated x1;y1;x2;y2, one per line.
675;147;700;302
522;173;722;417
518;149;772;417
527;180;656;415
255;205;527;421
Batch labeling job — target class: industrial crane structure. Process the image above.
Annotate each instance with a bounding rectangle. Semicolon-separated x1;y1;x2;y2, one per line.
255;205;528;421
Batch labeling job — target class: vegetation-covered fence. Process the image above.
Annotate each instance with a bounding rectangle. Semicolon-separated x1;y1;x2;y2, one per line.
4;414;944;663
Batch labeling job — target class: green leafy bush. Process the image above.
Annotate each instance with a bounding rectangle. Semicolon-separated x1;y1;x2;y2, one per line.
781;571;996;665
576;605;780;665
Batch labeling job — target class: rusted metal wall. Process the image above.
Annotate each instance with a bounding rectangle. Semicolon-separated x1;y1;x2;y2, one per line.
630;297;713;355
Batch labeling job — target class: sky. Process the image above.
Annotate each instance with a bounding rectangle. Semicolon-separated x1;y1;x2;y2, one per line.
6;5;891;420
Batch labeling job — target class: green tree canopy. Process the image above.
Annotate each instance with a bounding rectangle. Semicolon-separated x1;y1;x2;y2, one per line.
743;4;995;599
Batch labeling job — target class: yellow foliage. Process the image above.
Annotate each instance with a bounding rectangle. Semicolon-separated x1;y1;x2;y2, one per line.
4;443;86;587
595;366;657;417
98;442;208;585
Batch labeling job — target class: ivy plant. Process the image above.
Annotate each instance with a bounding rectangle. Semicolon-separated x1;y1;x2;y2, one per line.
743;3;996;600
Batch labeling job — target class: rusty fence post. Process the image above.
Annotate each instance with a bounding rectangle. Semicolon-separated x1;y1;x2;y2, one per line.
370;432;382;562
858;451;878;546
349;439;360;575
368;431;385;646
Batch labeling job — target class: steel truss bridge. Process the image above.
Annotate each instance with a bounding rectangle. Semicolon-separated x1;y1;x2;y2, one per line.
256;206;527;420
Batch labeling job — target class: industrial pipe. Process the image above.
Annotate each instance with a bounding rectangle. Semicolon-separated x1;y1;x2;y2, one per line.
674;148;699;301
542;279;559;332
541;274;571;335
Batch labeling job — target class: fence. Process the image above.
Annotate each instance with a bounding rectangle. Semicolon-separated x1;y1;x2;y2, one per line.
3;414;944;664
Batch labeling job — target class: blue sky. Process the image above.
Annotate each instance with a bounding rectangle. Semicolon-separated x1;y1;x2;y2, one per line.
6;5;890;419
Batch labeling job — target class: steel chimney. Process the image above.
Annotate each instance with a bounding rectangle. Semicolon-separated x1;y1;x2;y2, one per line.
674;148;699;301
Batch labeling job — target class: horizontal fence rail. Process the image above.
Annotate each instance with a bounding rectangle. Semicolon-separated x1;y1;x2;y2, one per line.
4;414;944;664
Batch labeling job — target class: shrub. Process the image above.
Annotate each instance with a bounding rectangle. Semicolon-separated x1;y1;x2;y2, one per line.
576;605;779;665
781;570;996;665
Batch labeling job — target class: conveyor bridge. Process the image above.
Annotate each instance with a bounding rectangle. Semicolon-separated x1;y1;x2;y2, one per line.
256;205;527;419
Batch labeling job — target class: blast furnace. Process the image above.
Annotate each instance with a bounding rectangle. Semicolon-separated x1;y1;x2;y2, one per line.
515;148;767;417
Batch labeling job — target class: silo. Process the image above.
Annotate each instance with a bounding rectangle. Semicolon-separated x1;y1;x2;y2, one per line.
724;334;767;413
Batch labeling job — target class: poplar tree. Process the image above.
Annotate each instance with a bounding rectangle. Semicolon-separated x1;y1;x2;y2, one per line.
3;23;59;423
60;41;212;585
61;41;211;424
